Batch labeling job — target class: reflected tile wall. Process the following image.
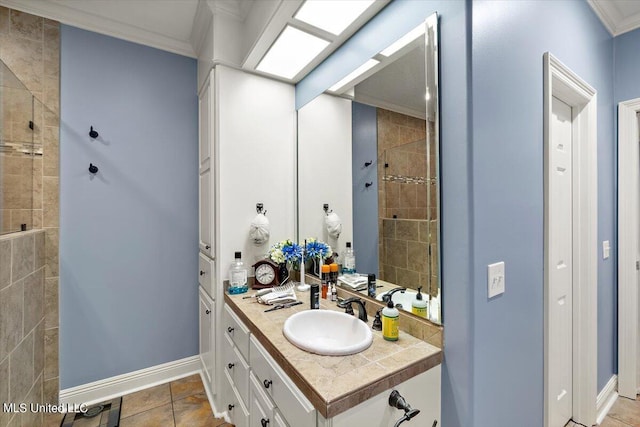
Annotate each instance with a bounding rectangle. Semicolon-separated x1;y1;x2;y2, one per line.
0;6;60;413
0;230;46;427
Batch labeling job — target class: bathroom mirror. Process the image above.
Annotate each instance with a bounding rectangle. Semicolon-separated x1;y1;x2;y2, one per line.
297;14;441;323
0;59;40;235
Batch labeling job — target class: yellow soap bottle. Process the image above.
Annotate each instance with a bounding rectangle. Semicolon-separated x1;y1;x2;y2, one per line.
411;286;428;319
382;298;399;341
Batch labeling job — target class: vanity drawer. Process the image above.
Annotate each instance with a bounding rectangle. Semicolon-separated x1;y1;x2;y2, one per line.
223;333;250;405
223;370;249;427
249;372;274;427
198;253;215;298
273;409;289;427
249;336;315;427
224;304;250;359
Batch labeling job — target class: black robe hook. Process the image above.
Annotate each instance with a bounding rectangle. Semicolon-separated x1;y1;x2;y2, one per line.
89;163;98;174
89;126;99;139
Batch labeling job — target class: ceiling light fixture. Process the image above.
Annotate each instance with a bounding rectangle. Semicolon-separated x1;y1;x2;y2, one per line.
379;23;425;57
294;0;376;36
329;59;380;93
256;26;330;79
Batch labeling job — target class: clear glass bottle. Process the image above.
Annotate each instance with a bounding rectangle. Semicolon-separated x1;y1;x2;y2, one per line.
343;242;356;275
228;251;248;294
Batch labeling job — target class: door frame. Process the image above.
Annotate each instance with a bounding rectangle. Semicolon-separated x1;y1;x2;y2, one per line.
617;97;640;398
543;52;598;427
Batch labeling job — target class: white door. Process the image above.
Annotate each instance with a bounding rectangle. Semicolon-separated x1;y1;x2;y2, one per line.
548;96;574;427
199;289;214;386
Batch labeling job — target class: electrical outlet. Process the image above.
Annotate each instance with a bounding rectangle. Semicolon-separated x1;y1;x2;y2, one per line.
488;262;505;298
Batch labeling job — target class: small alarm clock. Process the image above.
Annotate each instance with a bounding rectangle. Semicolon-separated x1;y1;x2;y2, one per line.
252;259;280;289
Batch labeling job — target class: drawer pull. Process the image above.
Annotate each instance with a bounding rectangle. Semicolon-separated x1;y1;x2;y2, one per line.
261;418;270;427
263;379;272;389
228;363;235;369
227;326;234;333
205;309;210;315
228;404;234;411
200;270;205;276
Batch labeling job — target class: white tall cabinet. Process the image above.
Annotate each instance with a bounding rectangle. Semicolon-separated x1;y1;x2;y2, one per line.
198;70;216;399
198;64;297;414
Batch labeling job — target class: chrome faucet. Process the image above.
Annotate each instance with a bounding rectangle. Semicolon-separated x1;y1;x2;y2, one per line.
338;297;368;322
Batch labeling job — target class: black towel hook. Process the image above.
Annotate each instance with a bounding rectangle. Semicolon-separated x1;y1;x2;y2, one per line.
89;163;98;174
89;126;99;139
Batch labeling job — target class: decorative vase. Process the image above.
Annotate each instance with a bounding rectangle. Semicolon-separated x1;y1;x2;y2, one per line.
278;263;289;284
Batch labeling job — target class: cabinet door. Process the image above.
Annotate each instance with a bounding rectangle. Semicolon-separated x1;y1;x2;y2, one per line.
198;72;215;258
198;289;214;387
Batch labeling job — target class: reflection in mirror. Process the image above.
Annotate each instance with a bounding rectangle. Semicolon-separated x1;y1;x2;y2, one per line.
297;14;440;323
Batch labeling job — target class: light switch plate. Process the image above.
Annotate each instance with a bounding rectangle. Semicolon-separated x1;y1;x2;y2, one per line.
488;261;505;298
603;240;610;259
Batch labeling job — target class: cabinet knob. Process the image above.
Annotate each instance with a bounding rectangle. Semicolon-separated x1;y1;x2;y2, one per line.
227;327;234;333
205;245;211;250
228;404;234;411
205;309;210;315
228;363;234;369
261;418;270;427
263;379;272;389
200;270;205;276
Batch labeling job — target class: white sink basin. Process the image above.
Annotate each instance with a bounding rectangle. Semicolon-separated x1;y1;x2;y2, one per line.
283;310;373;356
376;289;417;310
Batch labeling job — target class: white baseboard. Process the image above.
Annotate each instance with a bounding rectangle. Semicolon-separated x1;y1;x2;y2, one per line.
60;356;200;407
596;374;618;425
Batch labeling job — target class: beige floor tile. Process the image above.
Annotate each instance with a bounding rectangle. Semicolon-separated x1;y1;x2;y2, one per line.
607;396;640;427
170;374;205;402
600;415;635;427
173;393;225;427
120;383;172;419
119;403;175;427
43;412;64;427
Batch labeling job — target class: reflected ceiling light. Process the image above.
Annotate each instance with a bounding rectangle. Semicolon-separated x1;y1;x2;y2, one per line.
256;26;330;79
379;23;425;57
329;59;379;92
294;0;376;36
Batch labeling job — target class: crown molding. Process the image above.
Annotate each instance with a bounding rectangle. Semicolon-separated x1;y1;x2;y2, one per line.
587;0;640;37
0;0;196;57
191;0;213;56
207;0;251;21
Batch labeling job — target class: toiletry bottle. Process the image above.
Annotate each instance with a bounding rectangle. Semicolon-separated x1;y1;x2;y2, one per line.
330;282;337;301
343;242;356;275
310;284;320;309
321;265;330;299
382;297;400;341
367;273;377;298
229;251;248;294
411;286;428;318
330;263;339;287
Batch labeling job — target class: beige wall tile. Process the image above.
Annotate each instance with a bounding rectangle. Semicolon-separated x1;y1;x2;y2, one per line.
10;330;34;402
34;230;45;270
23;268;44;334
0;36;43;93
44;327;58;380
43;126;59;177
22;373;43;427
407;241;429;273
0;355;9;427
396;220;419;241
0;239;10;289
34;320;44;380
44;278;58;329
385;238;407;268
11;234;33;281
44;228;58;278
43;377;58;405
9;10;42;41
0;6;9;34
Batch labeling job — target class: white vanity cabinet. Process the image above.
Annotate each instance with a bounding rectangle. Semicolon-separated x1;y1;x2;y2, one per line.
198;71;214;259
199;288;214;389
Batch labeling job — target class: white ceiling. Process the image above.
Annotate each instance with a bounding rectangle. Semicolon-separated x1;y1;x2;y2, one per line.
1;1;639;62
588;0;640;36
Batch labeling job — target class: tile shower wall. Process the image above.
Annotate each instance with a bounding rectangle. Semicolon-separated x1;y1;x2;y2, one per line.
0;7;60;407
0;230;46;427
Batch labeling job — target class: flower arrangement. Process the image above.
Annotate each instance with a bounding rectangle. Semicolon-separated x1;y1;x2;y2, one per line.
268;239;303;265
304;238;332;261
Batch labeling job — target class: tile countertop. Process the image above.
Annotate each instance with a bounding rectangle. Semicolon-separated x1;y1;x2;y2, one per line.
224;290;442;419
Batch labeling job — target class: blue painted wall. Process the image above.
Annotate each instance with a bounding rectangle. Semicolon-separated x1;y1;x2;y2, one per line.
351;102;378;275
471;1;614;425
298;1;474;425
59;25;198;388
614;27;640;103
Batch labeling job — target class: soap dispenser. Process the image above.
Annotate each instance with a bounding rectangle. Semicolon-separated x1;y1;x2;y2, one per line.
382;288;405;341
411;286;428;319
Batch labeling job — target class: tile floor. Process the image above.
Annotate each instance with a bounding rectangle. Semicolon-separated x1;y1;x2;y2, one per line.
42;374;232;427
566;394;640;427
